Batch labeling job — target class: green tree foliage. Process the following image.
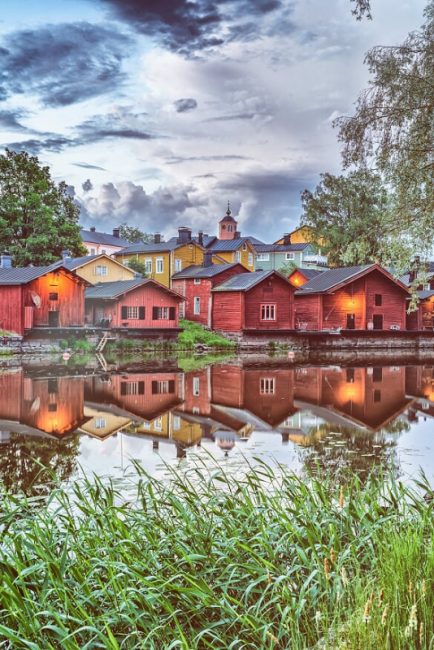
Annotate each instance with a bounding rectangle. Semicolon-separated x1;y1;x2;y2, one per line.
301;170;411;267
0;149;86;267
126;258;149;277
119;224;152;244
335;3;434;258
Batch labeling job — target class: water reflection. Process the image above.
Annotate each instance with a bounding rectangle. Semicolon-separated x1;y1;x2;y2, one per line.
0;361;433;492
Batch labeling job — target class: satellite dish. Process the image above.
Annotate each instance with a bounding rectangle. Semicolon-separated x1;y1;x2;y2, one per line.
31;293;41;308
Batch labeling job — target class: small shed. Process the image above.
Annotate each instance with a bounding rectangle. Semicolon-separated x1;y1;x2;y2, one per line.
294;264;409;331
85;278;184;331
211;270;295;332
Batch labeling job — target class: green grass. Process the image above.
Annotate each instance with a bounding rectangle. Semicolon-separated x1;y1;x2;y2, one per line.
0;462;432;648
178;319;236;350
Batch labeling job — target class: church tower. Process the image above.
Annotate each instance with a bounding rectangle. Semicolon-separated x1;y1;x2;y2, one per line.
218;202;238;240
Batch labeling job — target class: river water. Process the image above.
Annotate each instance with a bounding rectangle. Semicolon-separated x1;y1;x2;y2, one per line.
0;357;433;493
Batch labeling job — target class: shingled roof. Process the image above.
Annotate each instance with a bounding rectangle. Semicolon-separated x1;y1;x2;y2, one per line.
295;264;409;294
172;263;242;280
212;270;287;292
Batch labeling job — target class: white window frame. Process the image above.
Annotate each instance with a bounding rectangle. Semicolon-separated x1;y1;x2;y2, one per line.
95;417;106;429
256;253;270;262
154;417;163;431
194;278;201;285
175;258;182;272
193;296;200;315
101;249;106;255
193;377;200;396
260;378;275;395
173;415;181;430
90;248;96;255
285;252;295;261
235;251;241;263
424;283;430;291
156;258;164;274
126;306;139;319
260;304;276;321
144;258;152;274
248;253;253;267
94;265;108;276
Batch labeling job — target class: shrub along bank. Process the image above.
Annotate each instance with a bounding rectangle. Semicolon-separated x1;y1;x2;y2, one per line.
0;463;432;648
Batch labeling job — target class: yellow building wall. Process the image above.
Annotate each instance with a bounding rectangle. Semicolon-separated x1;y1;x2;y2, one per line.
216;245;255;271
276;226;325;248
172;243;204;278
75;258;136;285
134;413;171;437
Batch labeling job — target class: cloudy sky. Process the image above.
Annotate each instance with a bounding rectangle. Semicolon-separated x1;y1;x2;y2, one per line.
0;0;426;241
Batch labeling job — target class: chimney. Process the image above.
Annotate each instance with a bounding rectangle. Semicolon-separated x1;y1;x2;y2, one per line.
62;249;71;261
0;252;12;269
203;250;213;267
198;231;204;247
177;226;192;244
154;233;161;244
90;226;96;232
112;227;120;238
234;231;241;239
283;233;291;245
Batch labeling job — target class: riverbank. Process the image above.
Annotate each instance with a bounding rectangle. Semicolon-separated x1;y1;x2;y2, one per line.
0;466;432;648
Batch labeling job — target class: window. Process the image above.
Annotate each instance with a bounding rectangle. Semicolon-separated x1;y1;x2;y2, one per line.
156;258;164;274
175;259;182;272
248;253;253;267
90;248;96;255
173;415;181;431
375;294;382;306
235;251;241;262
285;252;295;261
121;306;145;320
95;418;106;429
144;259;152;274
194;297;200;315
260;304;276;321
257;253;270;262
152;380;175;394
48;403;57;412
120;381;145;395
227;224;233;232
424;283;431;291
101;249;106;255
260;378;275;394
373;389;382;403
193;377;200;396
346;368;355;383
242;243;247;251
153;306;175;320
194;278;201;285
373;367;383;383
49;292;58;301
153;417;163;431
95;265;108;276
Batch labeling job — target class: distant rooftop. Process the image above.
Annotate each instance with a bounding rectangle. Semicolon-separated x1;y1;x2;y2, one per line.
80;228;130;248
172;263;241;280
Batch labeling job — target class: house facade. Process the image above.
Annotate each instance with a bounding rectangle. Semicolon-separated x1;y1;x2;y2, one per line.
254;243;318;272
212;270;295;332
85;278;184;332
114;228;205;288
207;238;257;271
0;260;86;336
172;260;247;326
80;227;130;256
63;254;136;285
406;291;434;330
294;264;409;331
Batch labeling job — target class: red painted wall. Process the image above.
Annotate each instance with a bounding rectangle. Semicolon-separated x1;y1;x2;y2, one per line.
0;286;23;335
25;271;85;328
244;277;294;330
212;292;244;331
86;283;181;329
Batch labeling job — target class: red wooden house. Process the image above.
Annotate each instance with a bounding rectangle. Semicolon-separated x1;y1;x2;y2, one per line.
211;270;295;333
172;260;247;326
288;268;324;288
85;278;184;334
0;262;86;336
406;291;434;330
294;264;409;331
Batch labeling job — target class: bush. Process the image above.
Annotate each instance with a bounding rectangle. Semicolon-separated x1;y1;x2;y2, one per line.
178;320;236;350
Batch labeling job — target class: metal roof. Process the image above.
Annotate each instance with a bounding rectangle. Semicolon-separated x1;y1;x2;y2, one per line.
295;264;409;294
113;239;204;255
80;229;130;247
85;278;183;300
297;268;325;279
212;270;281;292
255;243;311;253
208;237;258;252
0;262;70;285
417;290;434;300
63;255;99;270
172;263;240;280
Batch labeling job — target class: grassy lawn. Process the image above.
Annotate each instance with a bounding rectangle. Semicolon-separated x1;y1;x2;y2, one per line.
0;464;432;648
178;319;236;350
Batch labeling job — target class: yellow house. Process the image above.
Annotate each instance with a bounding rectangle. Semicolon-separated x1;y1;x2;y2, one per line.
275;226;325;248
208;237;256;271
114;228;205;288
64;253;136;285
79;405;133;440
130;412;202;447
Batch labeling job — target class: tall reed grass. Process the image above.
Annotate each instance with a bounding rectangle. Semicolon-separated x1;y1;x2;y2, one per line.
0;460;432;649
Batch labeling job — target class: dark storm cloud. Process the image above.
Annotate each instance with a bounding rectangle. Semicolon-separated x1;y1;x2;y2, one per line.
98;0;284;55
0;109;30;132
0;23;132;106
174;98;198;113
4;137;73;155
82;179;93;192
204;112;256;122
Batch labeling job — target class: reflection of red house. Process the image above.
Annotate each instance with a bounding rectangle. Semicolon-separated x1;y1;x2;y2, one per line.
172;261;247;326
212;271;295;332
85;279;184;332
294;264;409;331
294;365;411;431
0;263;86;335
85;372;183;421
0;370;86;436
